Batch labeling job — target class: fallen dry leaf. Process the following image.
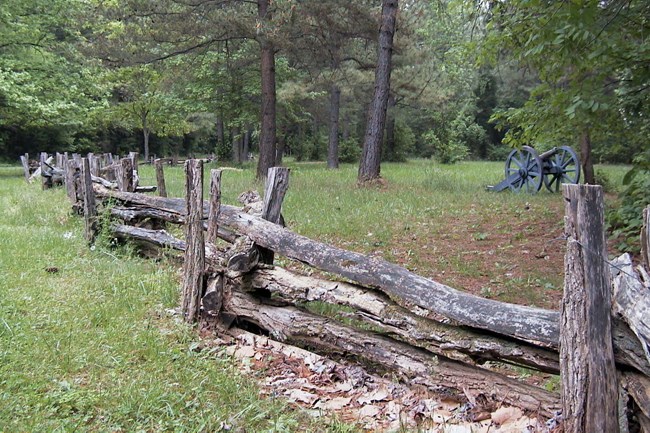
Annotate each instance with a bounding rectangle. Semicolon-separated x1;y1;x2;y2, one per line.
491;406;523;425
285;389;319;405
357;385;390;405
315;396;352;411
233;345;256;358
358;404;381;419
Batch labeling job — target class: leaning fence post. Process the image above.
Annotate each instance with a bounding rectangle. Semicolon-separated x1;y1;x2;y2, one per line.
259;167;290;264
154;158;167;198
40;152;51;190
81;157;97;243
181;159;205;323
207;169;223;244
561;184;619;433
20;153;30;182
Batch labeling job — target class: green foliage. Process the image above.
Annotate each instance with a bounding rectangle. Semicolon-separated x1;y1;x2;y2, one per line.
384;120;416;163
607;151;650;253
422;129;468;165
339;138;362;164
478;0;650;162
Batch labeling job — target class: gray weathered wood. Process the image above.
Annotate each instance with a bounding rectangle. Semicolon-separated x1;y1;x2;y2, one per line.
118;158;134;192
81;158;97;243
231;266;561;373
65;159;79;203
641;206;650;272
225;236;259;273
227;290;561;417
20;154;30;182
154;159;167;198
202;274;224;316
262;167;290;224
207;169;222;244
259;167;290;264
561;184;619;433
90;186;650;374
181;159;205;323
40;152;50;190
88;153;99;177
56;152;65;169
612;253;650;366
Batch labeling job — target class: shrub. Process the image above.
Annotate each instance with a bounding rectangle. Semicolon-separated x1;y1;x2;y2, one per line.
607;150;650;253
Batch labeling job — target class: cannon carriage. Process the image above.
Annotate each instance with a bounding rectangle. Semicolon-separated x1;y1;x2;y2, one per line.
488;145;581;193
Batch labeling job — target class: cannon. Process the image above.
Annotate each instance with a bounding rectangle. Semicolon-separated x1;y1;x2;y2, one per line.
488;145;581;193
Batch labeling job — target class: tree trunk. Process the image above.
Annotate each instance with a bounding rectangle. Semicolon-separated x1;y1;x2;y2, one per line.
243;126;252;161
216;116;225;152
358;0;398;183
328;84;341;169
256;0;277;180
142;113;150;163
580;129;595;184
232;126;243;164
385;94;396;161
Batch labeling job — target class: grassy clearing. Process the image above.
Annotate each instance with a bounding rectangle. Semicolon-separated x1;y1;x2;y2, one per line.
0;168;354;433
0;159;629;432
139;159;628;309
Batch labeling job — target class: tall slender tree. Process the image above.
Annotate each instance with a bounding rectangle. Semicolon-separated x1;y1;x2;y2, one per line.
358;0;399;184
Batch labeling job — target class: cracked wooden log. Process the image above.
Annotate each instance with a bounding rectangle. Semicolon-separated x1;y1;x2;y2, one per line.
225;236;259;273
226;290;561;417
612;253;650;367
91;186;650;375
154;159;167;198
232;266;560;373
107;224;559;372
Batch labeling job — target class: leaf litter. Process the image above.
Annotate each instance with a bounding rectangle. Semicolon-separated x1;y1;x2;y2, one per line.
213;329;557;432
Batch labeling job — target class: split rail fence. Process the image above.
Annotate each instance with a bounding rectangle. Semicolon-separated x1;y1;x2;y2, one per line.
21;152;650;432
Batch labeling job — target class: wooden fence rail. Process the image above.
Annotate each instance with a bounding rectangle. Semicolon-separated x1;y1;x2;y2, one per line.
27;153;650;431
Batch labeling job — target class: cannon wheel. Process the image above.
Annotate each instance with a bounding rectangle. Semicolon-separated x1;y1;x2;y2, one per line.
543;146;581;192
505;146;543;193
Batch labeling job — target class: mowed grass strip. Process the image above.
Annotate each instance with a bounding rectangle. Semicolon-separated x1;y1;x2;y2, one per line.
0;166;354;433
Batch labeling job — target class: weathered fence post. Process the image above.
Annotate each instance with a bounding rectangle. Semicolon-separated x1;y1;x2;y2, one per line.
20;153;30;182
65;159;79;204
154;158;167;198
181;159;205;323
642;206;649;270
207;169;223;244
561;184;619;433
259;167;290;264
88;153;99;177
118;158;134;192
81;157;97;243
40;152;50;190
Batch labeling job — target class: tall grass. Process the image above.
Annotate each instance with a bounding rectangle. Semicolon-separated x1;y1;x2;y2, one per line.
0;169;353;432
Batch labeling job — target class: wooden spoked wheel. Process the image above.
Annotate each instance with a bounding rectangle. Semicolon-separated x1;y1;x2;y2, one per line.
504;146;543;193
542;146;581;192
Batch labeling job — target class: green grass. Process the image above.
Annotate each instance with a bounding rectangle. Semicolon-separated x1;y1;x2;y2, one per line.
0;171;355;433
0;158;631;432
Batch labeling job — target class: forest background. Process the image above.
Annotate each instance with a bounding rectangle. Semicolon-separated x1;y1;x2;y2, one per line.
1;0;648;203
